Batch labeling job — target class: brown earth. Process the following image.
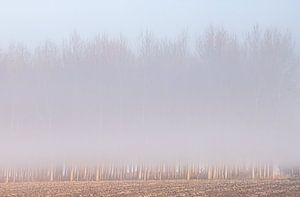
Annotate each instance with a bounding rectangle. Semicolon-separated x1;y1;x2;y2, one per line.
0;180;300;197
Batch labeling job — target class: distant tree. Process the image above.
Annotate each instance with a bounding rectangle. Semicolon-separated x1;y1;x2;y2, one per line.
4;43;30;71
33;40;61;68
196;26;241;66
245;26;297;125
62;31;85;67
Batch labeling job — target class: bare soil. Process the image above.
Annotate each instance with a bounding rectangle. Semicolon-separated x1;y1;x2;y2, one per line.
0;180;300;197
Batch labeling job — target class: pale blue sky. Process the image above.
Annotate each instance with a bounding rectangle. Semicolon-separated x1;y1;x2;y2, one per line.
0;0;299;46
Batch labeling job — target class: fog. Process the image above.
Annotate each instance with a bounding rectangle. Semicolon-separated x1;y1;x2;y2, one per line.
0;1;299;166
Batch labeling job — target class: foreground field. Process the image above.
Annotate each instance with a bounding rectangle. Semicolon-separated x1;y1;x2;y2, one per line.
0;180;300;197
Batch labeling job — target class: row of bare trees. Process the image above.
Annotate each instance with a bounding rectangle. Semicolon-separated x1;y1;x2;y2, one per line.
0;26;299;164
1;163;295;182
0;26;296;69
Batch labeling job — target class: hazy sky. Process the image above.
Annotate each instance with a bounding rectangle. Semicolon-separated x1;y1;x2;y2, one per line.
0;0;299;165
0;0;299;46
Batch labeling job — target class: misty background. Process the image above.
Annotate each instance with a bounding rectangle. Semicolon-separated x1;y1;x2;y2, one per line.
0;0;299;165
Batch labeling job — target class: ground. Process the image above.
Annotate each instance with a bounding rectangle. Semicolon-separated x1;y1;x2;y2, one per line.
1;180;300;197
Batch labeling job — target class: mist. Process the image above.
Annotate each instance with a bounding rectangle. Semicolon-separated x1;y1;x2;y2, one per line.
0;1;300;167
0;26;299;166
